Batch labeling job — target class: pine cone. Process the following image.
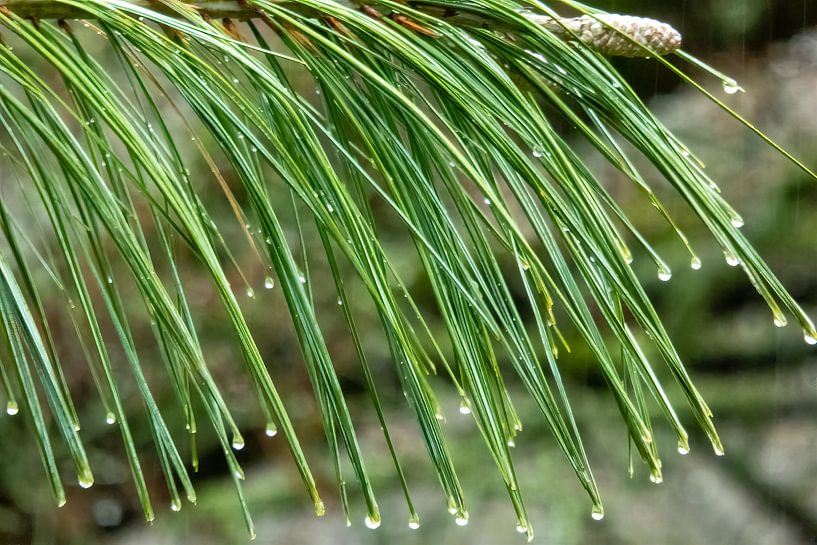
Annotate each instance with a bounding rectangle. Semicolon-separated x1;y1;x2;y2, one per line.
531;14;683;57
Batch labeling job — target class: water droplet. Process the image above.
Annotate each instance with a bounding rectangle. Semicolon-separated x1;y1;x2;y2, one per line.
677;440;690;456
690;257;702;270
773;313;788;328
516;523;528;533
507;439;516;448
724;251;741;267
78;474;95;489
483;198;492;206
591;505;604;521
337;297;343;306
730;215;744;228
232;435;245;450
458;399;471;415
805;331;817;345
713;444;725;456
263;276;275;290
649;472;663;484
170;498;182;512
532;146;544;158
364;515;381;529
722;82;741;95
455;511;469;526
246;287;255;298
105;412;116;425
6;401;19;415
435;412;445;421
265;423;278;437
232;78;239;84
657;268;672;282
298;274;307;284
408;515;420;529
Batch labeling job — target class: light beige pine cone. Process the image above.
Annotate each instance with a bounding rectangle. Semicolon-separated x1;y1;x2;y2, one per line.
530;13;683;57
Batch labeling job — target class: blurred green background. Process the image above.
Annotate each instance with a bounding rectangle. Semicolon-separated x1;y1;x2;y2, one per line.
1;1;817;544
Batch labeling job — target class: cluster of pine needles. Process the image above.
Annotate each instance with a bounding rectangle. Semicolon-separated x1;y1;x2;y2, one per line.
0;0;814;540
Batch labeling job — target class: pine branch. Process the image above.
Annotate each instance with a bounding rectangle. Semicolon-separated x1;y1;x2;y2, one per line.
0;0;682;57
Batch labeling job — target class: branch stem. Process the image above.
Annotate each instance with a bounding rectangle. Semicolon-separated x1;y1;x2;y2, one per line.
0;0;681;57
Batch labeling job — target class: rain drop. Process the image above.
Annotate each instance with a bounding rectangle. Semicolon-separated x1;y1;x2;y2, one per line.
657;268;672;282
730;215;744;229
516;524;528;533
532;146;544;158
722;82;741;95
265;423;278;437
713;444;725;456
483;198;492;206
677;440;690;456
264;276;275;289
298;274;307;284
591;505;604;521
455;511;469;526
170;498;182;512
78;474;95;489
773;313;788;328
105;412;116;425
805;331;817;346
337;297;343;306
458;399;471;415
231;435;245;451
649;472;663;484
724;252;741;267
690;257;702;270
246;287;255;298
364;515;381;529
6;401;19;415
408;515;420;530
